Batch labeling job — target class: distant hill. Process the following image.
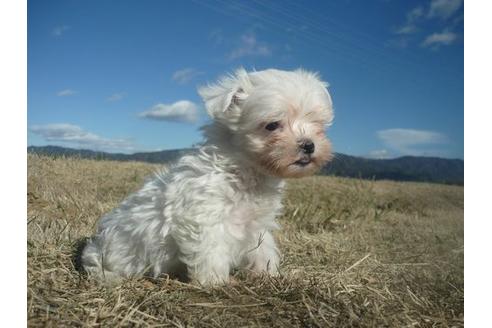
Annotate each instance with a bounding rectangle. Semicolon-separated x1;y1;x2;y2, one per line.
27;145;196;164
28;145;464;185
322;153;463;185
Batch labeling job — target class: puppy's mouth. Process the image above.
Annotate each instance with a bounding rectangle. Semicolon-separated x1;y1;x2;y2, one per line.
292;156;313;167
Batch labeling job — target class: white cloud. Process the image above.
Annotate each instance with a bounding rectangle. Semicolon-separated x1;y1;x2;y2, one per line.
366;149;391;159
52;25;70;37
428;0;463;19
228;33;271;60
172;68;204;85
394;25;417;35
407;6;424;21
29;123;136;152
421;30;457;47
139;100;199;123
393;6;423;35
57;89;77;97
377;128;447;155
107;93;125;102
390;1;462;47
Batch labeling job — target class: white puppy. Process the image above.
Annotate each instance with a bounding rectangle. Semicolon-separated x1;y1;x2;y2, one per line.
82;68;334;286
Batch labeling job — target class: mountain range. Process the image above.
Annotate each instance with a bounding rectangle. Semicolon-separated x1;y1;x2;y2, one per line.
27;145;464;185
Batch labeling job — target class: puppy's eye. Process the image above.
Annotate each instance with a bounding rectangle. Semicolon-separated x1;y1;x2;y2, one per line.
265;121;280;131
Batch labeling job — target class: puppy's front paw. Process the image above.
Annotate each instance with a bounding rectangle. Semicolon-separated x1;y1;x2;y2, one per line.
192;271;230;287
187;258;231;287
250;257;280;276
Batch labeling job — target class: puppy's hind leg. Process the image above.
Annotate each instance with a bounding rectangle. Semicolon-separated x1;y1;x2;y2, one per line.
80;237;125;285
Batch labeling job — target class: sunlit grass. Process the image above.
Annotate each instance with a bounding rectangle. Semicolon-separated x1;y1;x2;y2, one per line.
27;154;463;327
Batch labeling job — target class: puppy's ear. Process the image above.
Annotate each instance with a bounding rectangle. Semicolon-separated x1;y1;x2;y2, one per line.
198;68;250;123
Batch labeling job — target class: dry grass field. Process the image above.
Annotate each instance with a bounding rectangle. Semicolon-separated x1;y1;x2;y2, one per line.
27;154;464;327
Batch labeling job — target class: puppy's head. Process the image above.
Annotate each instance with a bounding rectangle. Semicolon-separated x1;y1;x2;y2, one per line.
199;68;334;178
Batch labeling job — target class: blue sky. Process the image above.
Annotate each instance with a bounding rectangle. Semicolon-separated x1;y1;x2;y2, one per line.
27;0;464;159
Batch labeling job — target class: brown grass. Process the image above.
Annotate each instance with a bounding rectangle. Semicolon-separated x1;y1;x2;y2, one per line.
27;154;464;327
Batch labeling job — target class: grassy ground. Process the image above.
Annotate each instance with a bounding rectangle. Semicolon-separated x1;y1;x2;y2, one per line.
27;154;464;327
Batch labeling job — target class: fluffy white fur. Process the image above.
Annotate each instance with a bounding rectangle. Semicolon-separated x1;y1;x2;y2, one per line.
82;68;334;286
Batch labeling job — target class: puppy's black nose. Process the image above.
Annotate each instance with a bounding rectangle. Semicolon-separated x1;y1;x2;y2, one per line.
301;140;315;154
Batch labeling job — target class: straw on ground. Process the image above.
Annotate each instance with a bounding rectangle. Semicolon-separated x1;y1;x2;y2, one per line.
27;154;463;327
